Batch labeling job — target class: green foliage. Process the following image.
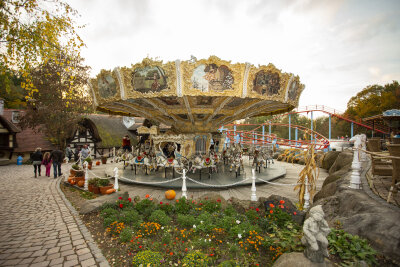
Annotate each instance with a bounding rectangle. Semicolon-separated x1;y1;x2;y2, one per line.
71;164;80;170
119;227;133;243
103;216;118;228
149;210;171;226
175;197;193;214
132;250;163;267
101;208;118;219
98;179;110;187
177;214;196;229
202;199;222;213
218;260;240;267
134;198;156;219
182;250;210;267
79;191;96;200
223;205;237;216
158;202;174;215
120;210;142;228
328;228;377;266
88;178;100;186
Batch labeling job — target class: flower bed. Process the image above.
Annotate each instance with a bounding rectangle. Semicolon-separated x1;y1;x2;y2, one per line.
99;196;304;266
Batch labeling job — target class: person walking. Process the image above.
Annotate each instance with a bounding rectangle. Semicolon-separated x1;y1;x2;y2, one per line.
42;152;52;177
122;135;131;152
50;149;64;178
30;148;43;178
65;145;73;162
80;145;90;165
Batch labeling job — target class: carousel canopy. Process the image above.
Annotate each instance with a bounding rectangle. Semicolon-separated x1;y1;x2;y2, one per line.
89;56;304;134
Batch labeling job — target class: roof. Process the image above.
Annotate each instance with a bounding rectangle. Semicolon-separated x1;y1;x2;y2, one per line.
78;114;137;148
3;109;58;152
0;115;21;133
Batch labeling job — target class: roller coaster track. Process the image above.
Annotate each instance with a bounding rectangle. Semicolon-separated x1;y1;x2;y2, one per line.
223;123;330;150
271;105;389;134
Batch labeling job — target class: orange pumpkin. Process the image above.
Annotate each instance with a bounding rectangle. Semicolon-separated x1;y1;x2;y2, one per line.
165;190;176;200
105;188;116;194
70;180;76;185
77;180;85;187
96;161;101;166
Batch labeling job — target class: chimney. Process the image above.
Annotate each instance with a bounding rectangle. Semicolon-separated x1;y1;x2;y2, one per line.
0;98;4;116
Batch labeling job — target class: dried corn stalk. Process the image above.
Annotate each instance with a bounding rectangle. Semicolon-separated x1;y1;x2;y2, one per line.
294;144;319;209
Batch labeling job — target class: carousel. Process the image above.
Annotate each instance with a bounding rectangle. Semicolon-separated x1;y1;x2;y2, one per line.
89;56;304;188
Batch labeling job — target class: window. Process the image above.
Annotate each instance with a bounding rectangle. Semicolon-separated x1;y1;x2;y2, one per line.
11;111;20;123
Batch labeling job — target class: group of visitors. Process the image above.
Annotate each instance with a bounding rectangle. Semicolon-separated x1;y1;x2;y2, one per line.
30;148;64;178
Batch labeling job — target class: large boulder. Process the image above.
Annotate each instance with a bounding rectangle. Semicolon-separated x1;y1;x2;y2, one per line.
322;174;342;188
79;191;129;214
329;151;353;174
272;252;334;267
315;151;326;168
321;151;340;170
314;180;400;264
313;182;337;203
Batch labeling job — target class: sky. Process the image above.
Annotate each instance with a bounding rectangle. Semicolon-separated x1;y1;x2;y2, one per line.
66;0;400;112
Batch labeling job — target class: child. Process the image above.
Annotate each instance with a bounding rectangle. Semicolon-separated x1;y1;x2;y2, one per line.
42;152;52;177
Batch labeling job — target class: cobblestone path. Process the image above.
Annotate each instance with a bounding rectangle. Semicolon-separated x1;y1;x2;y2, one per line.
0;165;109;267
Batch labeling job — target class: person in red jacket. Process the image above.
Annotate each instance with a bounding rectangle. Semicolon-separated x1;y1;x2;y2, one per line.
122;135;131;152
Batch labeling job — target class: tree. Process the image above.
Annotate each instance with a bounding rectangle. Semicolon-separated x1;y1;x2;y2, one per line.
19;52;91;149
0;0;84;100
345;81;400;120
0;66;26;108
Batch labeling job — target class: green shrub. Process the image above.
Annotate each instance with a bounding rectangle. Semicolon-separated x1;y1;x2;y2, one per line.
100;202;119;210
196;212;215;234
175;197;193;215
149;210;171;226
120;210;142;228
134;199;156;219
98;178;110;187
132;250;163;267
182;250;210;267
177;214;196;228
245;209;259;223
216;216;236;230
218;260;239;267
224;205;238;217
202;199;221;213
328;229;377;266
119;227;133;243
158;202;174;215
101;208;118;219
103;216;118;228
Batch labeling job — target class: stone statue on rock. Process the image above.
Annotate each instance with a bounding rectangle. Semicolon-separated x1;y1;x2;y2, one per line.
301;205;331;263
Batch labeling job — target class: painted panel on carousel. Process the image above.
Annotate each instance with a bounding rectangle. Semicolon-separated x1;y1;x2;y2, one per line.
191;64;234;92
287;79;299;101
98;72;117;98
253;70;280;96
131;66;168;93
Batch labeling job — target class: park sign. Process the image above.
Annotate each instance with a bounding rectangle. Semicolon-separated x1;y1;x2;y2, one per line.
89;56;304;134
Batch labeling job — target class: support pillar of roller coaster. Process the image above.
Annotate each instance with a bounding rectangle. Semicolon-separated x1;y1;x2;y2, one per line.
310;111;314;142
262;125;265;144
295;127;298;147
351;122;354;138
289;114;291;145
329;114;332;151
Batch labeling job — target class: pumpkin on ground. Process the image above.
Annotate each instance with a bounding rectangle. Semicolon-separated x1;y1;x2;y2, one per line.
70;180;76;185
96;161;101;166
165;190;176;200
105;188;116;194
77;180;85;187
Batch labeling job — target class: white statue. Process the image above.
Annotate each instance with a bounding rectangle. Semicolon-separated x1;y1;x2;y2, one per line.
301;205;330;263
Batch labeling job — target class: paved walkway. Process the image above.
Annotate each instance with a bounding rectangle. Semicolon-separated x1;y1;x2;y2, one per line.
0;165;109;267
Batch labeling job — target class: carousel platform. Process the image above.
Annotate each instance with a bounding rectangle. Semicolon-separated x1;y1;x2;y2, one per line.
105;162;286;189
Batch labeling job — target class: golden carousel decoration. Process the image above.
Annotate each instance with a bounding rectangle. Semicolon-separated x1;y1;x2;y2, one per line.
89;56;304;158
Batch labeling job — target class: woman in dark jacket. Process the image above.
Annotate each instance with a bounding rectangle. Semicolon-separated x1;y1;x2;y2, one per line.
30;147;43;178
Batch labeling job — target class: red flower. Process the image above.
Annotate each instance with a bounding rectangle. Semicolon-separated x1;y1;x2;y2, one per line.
293;212;297;215
145;194;150;198
118;197;122;200
280;200;285;204
119;204;123;208
139;246;142;248
185;248;188;252
270;210;273;214
160;201;163;205
176;199;179;203
250;206;254;209
163;244;166;246
170;252;173;255
166;203;169;205
199;203;203;206
256;208;260;212
269;203;274;208
217;199;221;203
279;205;284;209
209;253;214;256
128;198;132;202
